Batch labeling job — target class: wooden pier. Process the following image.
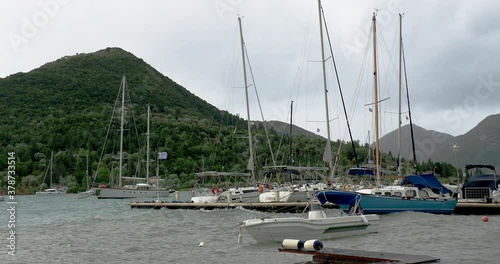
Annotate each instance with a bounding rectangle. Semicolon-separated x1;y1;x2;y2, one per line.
279;247;440;264
454;201;500;215
129;199;500;215
129;201;315;213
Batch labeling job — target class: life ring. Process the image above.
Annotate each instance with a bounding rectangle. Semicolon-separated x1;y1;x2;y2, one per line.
211;187;221;195
258;185;263;193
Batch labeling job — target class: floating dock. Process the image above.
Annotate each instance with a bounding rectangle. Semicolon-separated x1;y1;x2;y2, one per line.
454;201;500;215
129;199;500;215
279;247;440;264
129;201;315;213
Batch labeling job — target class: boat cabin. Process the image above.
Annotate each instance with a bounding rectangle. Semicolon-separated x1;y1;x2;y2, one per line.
461;164;499;203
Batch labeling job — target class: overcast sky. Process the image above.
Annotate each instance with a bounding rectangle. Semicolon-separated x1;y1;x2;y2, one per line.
2;0;500;143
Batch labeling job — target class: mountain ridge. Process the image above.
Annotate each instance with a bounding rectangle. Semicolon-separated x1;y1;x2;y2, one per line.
379;114;500;169
0;47;342;193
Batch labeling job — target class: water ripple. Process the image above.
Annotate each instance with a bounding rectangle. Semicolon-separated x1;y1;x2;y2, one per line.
0;194;498;264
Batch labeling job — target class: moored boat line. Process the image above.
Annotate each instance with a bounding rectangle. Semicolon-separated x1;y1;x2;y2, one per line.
128;192;497;215
129;201;314;213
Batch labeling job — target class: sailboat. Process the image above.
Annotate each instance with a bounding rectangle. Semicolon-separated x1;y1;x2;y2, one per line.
340;13;457;214
258;2;340;202
36;152;66;195
240;47;381;241
96;77;171;199
190;17;271;204
258;101;331;203
77;153;94;198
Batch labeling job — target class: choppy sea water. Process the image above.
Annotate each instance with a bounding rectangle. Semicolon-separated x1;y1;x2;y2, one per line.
0;192;498;264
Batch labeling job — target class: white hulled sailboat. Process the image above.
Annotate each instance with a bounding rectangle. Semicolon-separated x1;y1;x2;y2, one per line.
96;77;171;199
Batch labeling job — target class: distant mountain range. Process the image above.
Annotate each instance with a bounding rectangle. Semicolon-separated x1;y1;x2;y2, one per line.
379;114;500;169
256;120;324;140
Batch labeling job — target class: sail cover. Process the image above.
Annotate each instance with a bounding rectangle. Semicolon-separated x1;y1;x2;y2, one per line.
347;167;375;177
402;172;452;194
314;190;360;206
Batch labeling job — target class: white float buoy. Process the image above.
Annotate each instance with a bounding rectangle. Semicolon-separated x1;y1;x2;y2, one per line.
281;239;305;250
199;242;204;247
303;240;323;251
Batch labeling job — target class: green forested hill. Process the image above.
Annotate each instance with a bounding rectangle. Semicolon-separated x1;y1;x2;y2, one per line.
0;47;458;194
0;47;333;193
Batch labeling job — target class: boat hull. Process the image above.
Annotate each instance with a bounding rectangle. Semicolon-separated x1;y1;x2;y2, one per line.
96;188;170;199
241;214;380;243
35;189;66;195
259;191;293;202
339;194;458;214
35;192;65;195
259;191;317;203
218;192;261;203
77;190;96;198
190;195;220;203
191;192;261;203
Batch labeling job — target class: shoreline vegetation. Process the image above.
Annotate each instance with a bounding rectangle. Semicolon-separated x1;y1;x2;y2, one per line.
0;48;463;194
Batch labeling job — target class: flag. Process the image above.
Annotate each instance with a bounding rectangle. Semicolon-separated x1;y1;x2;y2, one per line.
247;156;254;170
158;152;168;160
322;142;332;163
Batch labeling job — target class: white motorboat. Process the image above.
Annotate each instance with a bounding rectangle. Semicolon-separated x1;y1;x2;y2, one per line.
96;183;171;199
259;182;330;203
239;190;380;243
190;171;272;203
190;184;270;203
35;188;66;195
77;189;95;199
218;186;264;203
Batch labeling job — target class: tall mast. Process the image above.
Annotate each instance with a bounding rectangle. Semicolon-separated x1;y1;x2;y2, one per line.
146;105;150;184
318;0;333;177
367;130;371;163
372;13;381;186
86;152;89;191
50;151;53;188
289;101;294;167
397;14;403;177
156;155;159;177
289;101;294;183
238;17;255;184
119;76;126;188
